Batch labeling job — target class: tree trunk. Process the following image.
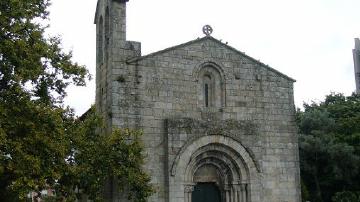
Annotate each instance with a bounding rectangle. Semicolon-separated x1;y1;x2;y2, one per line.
313;170;323;202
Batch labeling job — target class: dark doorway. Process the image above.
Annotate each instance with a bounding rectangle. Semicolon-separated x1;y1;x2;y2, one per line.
192;182;221;202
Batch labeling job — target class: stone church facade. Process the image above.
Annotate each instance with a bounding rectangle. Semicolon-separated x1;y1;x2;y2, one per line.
94;0;301;201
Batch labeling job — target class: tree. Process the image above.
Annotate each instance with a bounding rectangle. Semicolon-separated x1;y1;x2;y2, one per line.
332;191;360;202
297;93;360;202
0;0;153;201
67;107;154;201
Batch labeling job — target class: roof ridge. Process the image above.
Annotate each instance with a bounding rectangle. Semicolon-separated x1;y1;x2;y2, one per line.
127;36;209;63
126;36;296;82
207;37;296;82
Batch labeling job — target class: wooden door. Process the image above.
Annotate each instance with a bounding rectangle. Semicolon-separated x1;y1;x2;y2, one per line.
192;183;221;202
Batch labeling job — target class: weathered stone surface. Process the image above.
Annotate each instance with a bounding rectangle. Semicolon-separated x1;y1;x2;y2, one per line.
353;38;360;94
94;0;301;201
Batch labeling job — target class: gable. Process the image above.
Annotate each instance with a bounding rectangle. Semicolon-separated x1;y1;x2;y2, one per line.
127;36;295;82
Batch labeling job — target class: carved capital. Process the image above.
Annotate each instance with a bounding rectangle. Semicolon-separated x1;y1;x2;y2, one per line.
224;184;232;191
184;185;194;193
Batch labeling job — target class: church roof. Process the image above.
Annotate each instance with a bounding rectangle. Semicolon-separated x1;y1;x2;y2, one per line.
127;36;296;82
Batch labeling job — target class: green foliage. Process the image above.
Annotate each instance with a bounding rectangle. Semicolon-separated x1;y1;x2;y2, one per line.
0;0;87;199
40;195;57;202
301;180;310;202
66;107;154;201
332;191;360;202
0;0;89;104
0;0;153;201
0;93;73;200
297;93;360;202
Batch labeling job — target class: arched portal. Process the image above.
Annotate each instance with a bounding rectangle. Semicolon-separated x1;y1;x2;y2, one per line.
169;135;260;202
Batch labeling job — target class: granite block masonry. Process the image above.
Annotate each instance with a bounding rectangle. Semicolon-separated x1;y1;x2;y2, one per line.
94;0;301;201
354;38;360;94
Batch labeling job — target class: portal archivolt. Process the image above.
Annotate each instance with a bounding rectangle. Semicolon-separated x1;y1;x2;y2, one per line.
184;144;250;202
170;135;259;202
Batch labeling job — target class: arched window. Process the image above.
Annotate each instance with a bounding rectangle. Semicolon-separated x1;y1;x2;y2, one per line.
203;75;213;107
205;83;209;107
198;65;224;108
97;16;104;65
105;7;110;63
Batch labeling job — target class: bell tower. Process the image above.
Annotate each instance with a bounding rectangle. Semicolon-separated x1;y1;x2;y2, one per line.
94;0;127;118
94;0;141;132
354;38;360;94
94;0;142;200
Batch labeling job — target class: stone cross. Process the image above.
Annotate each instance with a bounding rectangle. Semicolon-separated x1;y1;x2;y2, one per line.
203;25;213;36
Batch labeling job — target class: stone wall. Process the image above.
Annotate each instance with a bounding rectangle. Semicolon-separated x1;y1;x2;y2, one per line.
94;2;300;201
105;37;301;201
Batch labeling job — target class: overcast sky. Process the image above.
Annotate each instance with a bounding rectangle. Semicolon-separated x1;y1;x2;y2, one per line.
48;0;359;116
